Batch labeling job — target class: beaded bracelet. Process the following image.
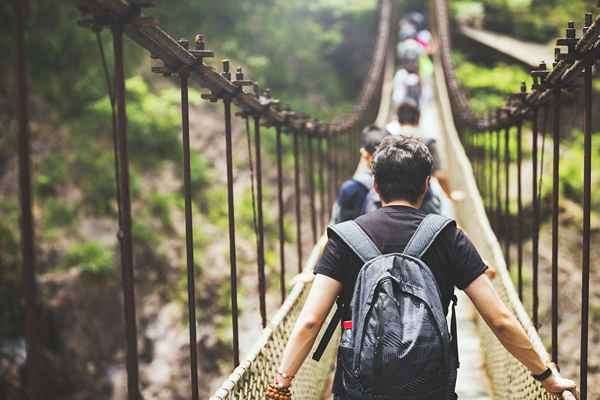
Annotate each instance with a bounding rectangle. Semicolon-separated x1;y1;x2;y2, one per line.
265;382;292;400
276;370;295;381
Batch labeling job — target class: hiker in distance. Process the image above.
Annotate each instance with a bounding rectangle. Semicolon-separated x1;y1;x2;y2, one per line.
265;136;576;400
330;125;388;224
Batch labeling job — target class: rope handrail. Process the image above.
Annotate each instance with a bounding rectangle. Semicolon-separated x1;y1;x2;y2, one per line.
13;1;395;399
432;1;594;398
433;0;600;129
78;0;392;136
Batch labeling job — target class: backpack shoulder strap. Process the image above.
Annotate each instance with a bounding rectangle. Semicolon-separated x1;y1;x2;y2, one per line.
313;221;380;362
404;214;455;259
328;220;382;263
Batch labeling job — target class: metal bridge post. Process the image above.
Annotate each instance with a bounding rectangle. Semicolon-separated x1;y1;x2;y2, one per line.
504;123;511;269
275;125;286;304
112;22;141;400
487;121;493;216
293;129;303;273
580;14;593;398
495;113;502;234
15;1;42;398
531;106;540;328
253;115;267;328
477;131;485;190
318;134;326;233
221;60;240;367
326;135;334;217
177;38;200;400
333;135;340;195
307;132;318;244
551;87;561;365
516;120;523;300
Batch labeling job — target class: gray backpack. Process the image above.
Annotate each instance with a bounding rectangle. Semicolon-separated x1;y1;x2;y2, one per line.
313;214;459;400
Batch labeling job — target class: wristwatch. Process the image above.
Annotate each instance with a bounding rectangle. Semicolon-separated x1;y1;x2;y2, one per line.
532;367;553;382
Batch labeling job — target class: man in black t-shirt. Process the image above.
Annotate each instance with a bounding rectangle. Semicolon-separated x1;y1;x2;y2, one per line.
265;135;576;400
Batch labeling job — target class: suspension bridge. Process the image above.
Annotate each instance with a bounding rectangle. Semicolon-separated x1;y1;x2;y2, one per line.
9;0;596;399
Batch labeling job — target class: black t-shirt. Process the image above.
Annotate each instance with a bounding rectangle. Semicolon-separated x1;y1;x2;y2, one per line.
314;205;487;315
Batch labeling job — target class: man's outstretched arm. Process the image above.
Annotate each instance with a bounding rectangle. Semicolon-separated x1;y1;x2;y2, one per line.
464;274;577;397
274;274;341;387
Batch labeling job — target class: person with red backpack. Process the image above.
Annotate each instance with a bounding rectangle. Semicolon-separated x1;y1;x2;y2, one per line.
265;135;576;400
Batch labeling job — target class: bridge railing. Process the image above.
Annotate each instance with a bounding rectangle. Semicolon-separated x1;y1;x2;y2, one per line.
11;0;393;399
432;0;595;398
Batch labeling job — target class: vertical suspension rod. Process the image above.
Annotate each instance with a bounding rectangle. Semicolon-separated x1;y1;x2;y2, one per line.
504;124;511;269
15;2;41;398
551;88;561;364
179;69;199;400
293;130;303;273
275;126;286;304
580;56;592;400
307;134;317;244
223;98;240;366
487;125;493;214
327;135;334;217
495;122;501;234
333;135;339;197
531;106;540;328
254;116;267;328
516;121;523;300
112;23;140;400
318;135;326;233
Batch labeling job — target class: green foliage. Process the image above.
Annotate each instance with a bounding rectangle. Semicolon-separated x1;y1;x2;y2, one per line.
206;187;229;227
559;132;600;211
0;200;22;338
63;241;115;275
149;193;175;231
36;152;69;197
132;220;161;248
0;2;143;118
36;77;185;217
471;0;589;43
152;0;377;111
453;51;531;114
84;77;183;170
42;198;78;240
451;1;485;23
190;153;213;211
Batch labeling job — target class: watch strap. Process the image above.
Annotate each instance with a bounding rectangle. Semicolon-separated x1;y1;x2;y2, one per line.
532;367;553;382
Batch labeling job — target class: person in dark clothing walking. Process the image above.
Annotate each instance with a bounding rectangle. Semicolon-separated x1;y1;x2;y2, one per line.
265;135;576;400
330;125;388;224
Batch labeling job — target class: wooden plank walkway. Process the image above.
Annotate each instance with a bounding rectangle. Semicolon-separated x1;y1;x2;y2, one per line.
420;95;494;400
455;292;493;400
459;25;553;68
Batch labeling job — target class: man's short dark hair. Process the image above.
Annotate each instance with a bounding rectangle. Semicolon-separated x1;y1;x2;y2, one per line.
396;100;420;126
372;135;433;203
361;125;388;155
